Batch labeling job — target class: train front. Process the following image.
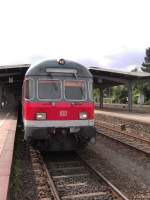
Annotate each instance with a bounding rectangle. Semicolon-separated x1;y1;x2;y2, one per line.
22;59;96;150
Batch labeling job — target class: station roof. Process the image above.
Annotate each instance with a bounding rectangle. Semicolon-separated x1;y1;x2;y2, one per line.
0;64;29;89
90;67;150;78
0;64;150;89
0;64;29;78
89;67;150;88
0;64;30;70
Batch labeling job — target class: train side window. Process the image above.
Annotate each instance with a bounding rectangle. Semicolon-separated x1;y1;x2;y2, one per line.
88;81;93;101
24;79;33;99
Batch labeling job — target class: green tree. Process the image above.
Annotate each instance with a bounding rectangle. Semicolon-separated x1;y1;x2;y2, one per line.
141;48;150;104
142;48;150;72
132;82;141;104
112;85;128;104
93;88;100;103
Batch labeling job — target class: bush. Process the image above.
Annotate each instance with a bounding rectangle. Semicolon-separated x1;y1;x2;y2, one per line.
133;95;139;104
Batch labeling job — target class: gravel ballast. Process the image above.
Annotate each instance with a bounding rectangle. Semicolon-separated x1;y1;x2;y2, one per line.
8;124;38;200
79;134;150;199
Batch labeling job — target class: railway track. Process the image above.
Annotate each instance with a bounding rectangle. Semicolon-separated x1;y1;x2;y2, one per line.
29;147;129;200
95;120;150;155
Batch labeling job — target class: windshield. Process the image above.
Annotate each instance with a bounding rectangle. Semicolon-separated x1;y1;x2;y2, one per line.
38;80;61;100
64;80;86;100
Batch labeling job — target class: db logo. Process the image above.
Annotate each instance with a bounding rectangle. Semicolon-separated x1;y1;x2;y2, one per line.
59;110;67;117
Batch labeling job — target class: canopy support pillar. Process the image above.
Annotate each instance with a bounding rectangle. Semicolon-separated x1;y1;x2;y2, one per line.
99;87;103;109
128;81;133;112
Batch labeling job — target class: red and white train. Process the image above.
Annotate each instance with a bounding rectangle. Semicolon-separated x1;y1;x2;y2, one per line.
22;59;96;150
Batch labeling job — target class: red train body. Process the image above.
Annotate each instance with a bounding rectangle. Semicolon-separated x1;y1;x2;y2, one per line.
22;59;96;150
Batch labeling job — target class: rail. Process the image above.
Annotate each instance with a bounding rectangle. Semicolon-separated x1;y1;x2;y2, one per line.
29;147;130;200
95;121;150;154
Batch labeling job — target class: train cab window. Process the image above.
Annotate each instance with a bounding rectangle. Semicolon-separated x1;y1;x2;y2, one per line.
64;80;86;100
38;80;61;100
24;79;33;99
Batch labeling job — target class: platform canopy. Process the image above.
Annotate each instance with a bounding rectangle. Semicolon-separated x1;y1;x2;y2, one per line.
0;64;29;87
89;67;150;112
89;67;150;88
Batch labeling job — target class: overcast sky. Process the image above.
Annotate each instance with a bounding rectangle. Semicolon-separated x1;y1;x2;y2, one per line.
0;0;150;70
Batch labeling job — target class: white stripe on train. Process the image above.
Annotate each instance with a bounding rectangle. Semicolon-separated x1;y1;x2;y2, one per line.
24;119;94;127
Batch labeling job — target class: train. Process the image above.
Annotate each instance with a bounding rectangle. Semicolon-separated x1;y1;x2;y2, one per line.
22;59;96;150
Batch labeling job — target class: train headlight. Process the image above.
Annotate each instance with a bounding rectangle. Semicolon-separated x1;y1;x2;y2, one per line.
36;113;46;120
79;112;87;120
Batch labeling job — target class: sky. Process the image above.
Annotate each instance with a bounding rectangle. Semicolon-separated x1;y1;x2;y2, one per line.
0;0;150;71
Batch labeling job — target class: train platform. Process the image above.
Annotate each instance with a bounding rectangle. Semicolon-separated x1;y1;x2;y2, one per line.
95;107;150;125
0;112;17;200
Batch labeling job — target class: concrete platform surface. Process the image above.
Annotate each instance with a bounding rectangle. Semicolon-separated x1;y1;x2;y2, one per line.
95;108;150;125
0;112;17;200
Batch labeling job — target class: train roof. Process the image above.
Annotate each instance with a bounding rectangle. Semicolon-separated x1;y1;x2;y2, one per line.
25;59;92;78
